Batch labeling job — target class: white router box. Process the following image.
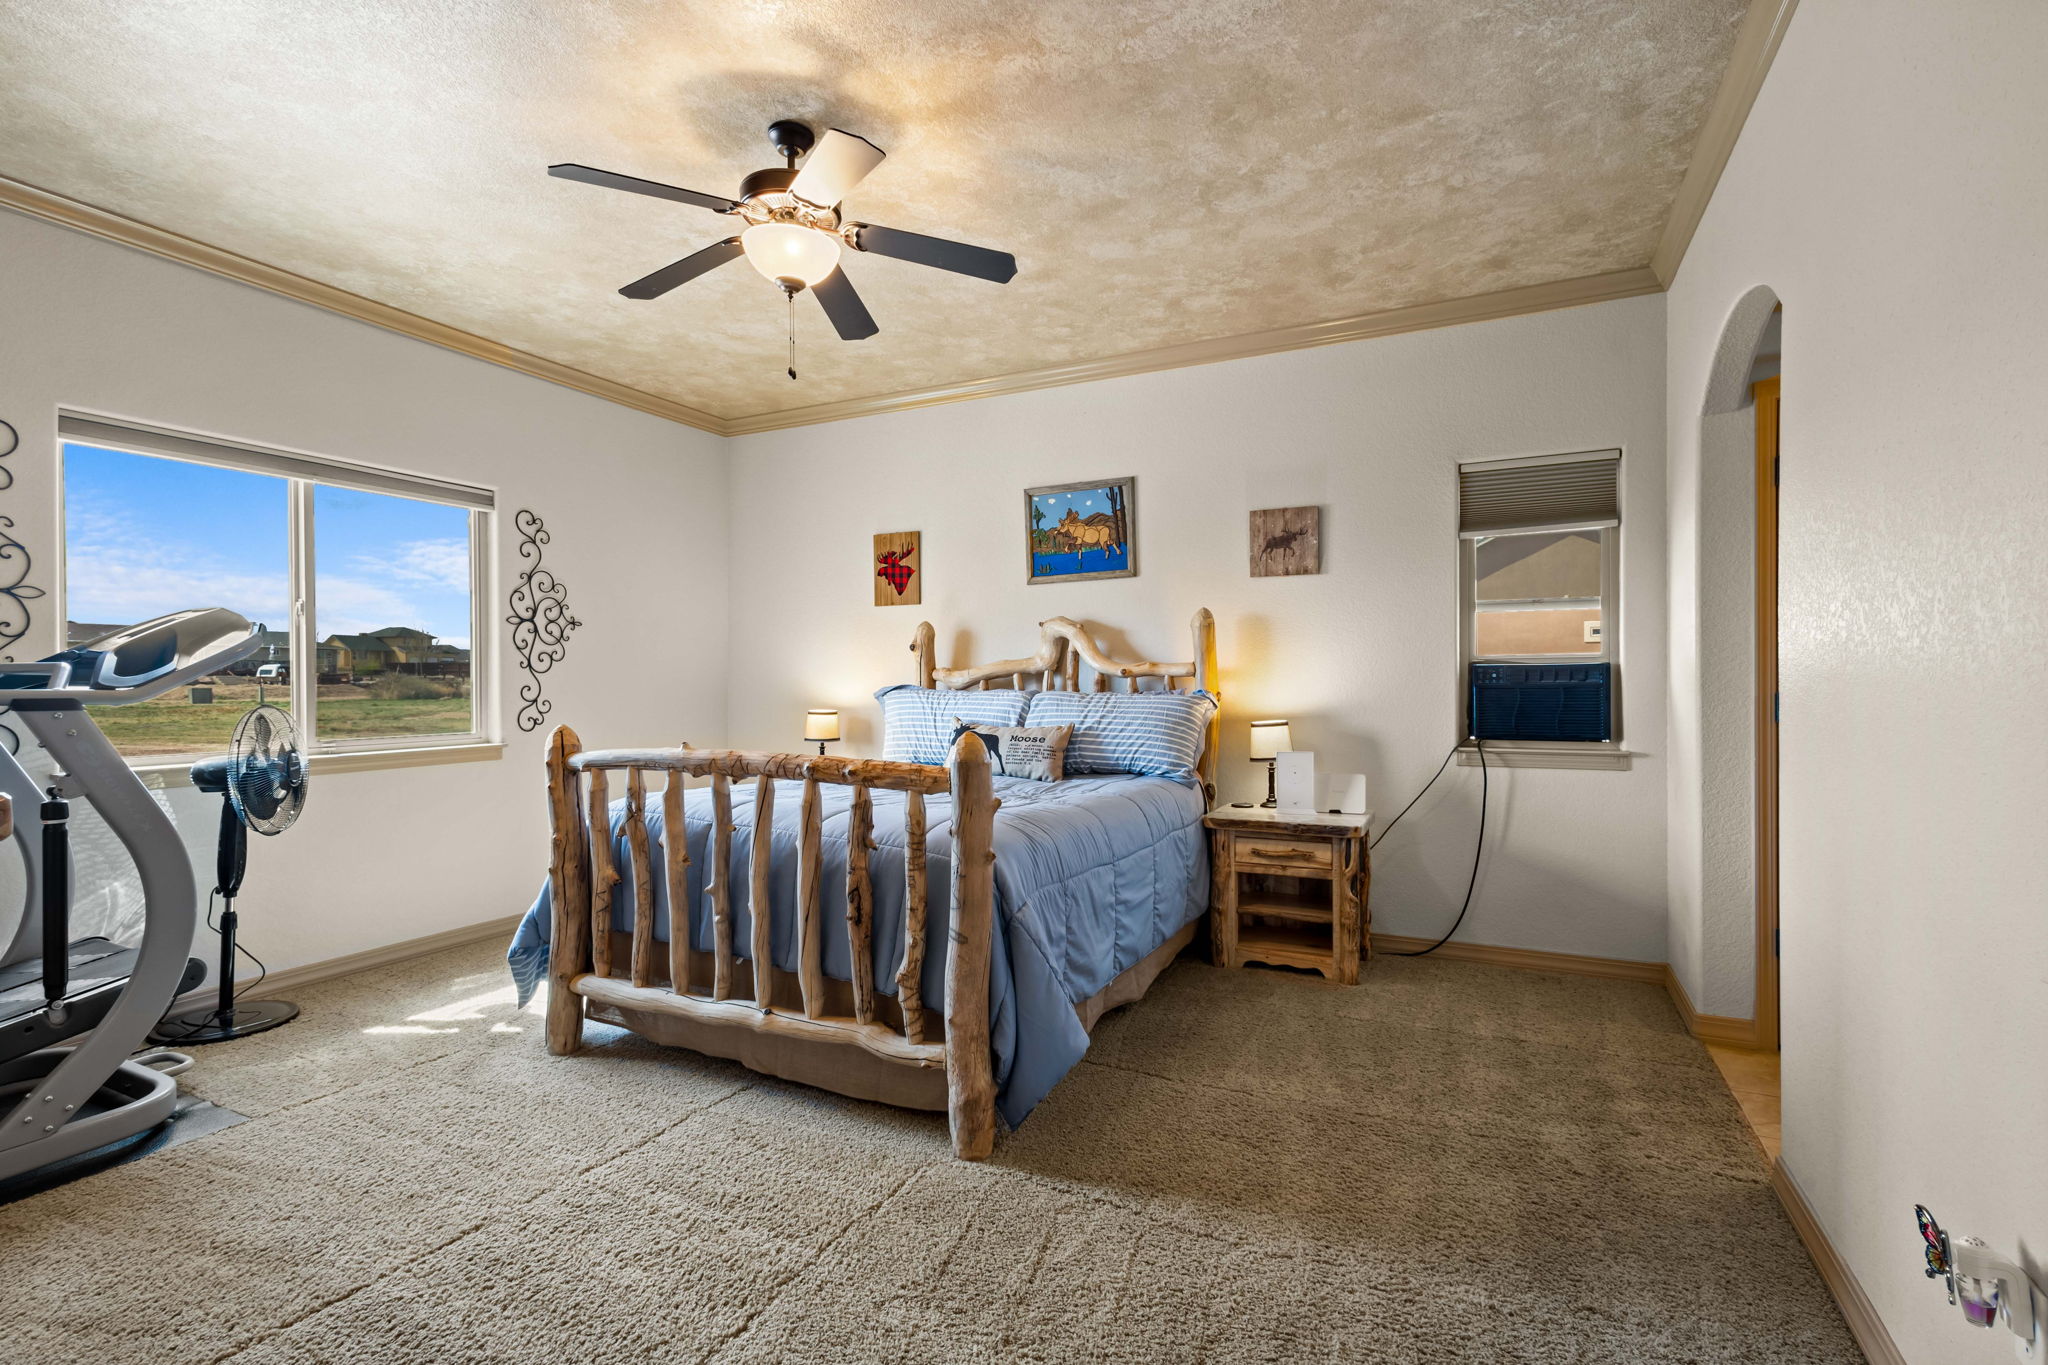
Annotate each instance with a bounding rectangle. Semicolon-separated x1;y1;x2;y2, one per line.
1274;751;1317;812
1320;773;1367;815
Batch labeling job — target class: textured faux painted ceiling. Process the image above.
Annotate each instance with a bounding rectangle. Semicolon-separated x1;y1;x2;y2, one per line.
0;1;1747;423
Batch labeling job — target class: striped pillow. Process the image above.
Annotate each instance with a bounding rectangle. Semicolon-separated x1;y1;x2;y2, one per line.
875;684;1030;764
1023;690;1217;781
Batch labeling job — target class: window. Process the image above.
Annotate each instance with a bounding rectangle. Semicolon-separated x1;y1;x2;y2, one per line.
1471;528;1608;657
313;485;476;744
59;414;493;764
1458;450;1621;747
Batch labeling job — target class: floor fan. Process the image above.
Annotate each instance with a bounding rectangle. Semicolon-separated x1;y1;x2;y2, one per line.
152;704;309;1044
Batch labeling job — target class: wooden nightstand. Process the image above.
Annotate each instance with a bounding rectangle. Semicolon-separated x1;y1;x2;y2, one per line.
1204;807;1371;985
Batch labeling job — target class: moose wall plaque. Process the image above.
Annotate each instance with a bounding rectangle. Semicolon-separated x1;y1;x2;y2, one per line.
1250;506;1321;577
874;531;921;606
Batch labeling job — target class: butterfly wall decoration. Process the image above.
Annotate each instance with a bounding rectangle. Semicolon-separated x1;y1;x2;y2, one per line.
1917;1204;1954;1300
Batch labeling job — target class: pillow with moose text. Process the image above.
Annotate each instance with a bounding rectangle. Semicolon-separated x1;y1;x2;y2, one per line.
950;720;1074;783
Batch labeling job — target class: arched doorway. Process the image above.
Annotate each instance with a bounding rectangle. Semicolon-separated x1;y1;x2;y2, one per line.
1698;285;1782;1051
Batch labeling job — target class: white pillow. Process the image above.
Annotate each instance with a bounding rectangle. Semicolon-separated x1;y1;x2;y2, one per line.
874;684;1029;764
1023;690;1217;781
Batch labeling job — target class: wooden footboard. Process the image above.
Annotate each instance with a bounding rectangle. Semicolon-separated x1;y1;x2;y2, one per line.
542;728;1001;1159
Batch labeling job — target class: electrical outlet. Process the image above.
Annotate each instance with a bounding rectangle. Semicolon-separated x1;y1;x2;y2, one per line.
1583;621;1603;643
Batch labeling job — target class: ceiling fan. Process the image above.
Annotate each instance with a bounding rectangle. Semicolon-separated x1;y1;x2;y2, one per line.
550;119;1017;375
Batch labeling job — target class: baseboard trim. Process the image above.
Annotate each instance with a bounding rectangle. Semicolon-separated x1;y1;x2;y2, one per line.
1369;934;1664;984
1772;1158;1909;1365
1663;965;1765;1048
172;913;523;1012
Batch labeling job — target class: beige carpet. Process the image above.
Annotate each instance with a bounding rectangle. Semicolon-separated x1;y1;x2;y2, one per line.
0;941;1862;1363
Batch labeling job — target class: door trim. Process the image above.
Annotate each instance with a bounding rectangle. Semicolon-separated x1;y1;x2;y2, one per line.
1753;375;1781;1052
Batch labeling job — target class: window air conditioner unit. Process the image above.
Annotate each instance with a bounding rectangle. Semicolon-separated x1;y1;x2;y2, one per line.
1468;662;1612;743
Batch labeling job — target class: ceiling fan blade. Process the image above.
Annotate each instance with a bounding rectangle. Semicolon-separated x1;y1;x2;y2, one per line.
812;266;879;341
548;163;738;215
618;237;744;299
848;223;1017;284
788;129;886;208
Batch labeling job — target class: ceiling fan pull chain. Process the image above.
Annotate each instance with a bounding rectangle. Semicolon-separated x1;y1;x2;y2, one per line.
787;288;798;381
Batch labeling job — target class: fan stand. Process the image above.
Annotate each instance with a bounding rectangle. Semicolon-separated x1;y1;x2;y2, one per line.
150;798;298;1045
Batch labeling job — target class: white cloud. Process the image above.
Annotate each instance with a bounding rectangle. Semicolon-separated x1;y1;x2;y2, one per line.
65;515;291;630
68;513;470;645
353;538;469;593
314;574;431;637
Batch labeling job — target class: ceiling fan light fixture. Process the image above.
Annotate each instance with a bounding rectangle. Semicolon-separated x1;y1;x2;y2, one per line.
741;222;840;288
788;128;887;208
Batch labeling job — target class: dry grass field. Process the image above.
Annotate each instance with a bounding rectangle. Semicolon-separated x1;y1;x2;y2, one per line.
94;676;471;756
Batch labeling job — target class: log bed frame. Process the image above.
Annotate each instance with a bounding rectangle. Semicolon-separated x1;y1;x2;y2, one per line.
543;609;1217;1159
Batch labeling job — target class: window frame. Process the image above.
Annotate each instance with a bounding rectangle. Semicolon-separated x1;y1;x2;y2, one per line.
56;414;499;773
1460;524;1619;668
1455;450;1627;765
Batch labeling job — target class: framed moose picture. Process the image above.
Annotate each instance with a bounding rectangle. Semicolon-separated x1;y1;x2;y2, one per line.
1249;505;1321;576
1025;477;1136;584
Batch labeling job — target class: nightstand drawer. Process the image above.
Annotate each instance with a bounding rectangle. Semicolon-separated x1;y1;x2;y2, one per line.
1234;836;1334;874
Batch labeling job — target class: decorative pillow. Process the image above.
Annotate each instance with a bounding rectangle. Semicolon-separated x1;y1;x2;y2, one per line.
950;720;1073;783
1023;689;1217;781
875;684;1029;764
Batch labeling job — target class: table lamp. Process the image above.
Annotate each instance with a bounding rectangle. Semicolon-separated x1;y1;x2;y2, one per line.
1248;719;1291;808
804;709;840;756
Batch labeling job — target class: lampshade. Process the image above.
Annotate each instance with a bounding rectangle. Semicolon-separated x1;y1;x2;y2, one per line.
788;129;886;209
1247;719;1292;761
804;709;840;742
742;223;841;287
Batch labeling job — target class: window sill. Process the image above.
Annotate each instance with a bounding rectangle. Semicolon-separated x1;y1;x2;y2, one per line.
1457;743;1631;771
132;740;503;786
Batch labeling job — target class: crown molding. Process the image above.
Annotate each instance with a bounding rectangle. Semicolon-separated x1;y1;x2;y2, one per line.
1650;0;1801;287
723;266;1664;434
0;175;728;434
3;173;1663;439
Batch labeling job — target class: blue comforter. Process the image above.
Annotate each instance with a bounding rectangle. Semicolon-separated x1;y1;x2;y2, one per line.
508;772;1206;1127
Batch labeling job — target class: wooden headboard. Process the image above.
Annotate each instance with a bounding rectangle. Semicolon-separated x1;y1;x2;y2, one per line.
907;610;1220;793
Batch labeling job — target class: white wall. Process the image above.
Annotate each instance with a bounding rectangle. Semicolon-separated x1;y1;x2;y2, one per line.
1666;2;2048;1359
728;296;1671;964
0;210;729;983
1667;283;1779;1020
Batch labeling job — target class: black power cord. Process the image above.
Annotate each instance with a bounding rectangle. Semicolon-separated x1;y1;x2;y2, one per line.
147;890;271;1043
1369;739;1489;957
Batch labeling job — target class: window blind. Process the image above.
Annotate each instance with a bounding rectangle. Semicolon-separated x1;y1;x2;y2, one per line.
58;414;495;510
1458;450;1620;536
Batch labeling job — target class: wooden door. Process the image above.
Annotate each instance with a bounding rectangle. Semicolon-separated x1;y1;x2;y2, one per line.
1753;375;1781;1052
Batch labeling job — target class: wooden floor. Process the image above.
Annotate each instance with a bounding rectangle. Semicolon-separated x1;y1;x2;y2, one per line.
1706;1043;1781;1160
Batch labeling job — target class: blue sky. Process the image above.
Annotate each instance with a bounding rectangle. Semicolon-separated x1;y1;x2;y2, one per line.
1032;488;1116;521
64;444;473;646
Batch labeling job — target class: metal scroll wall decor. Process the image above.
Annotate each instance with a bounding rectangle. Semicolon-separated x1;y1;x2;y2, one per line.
0;419;40;755
505;509;582;733
0;420;43;665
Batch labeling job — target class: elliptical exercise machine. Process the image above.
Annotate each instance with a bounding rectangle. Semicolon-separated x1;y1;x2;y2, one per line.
0;609;260;1183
